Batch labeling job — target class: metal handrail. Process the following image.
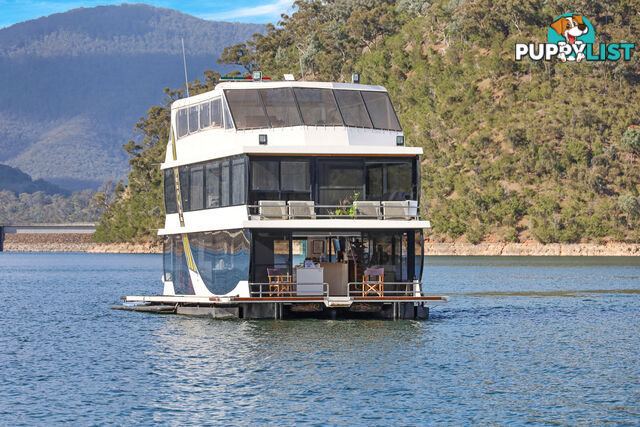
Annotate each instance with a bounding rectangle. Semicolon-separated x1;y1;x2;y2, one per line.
249;282;329;298
347;281;418;297
246;203;420;220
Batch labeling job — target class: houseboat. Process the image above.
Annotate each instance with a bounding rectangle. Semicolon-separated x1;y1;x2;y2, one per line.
120;75;448;319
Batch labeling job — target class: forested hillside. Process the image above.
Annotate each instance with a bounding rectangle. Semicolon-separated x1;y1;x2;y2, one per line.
0;164;67;195
0;4;263;191
95;0;640;244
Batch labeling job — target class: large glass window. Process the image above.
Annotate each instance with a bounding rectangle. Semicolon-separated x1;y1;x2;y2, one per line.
164;169;177;214
334;90;372;128
318;160;363;206
252;231;290;283
223;98;234;129
189;230;251;295
361;91;402;131
281;160;309;192
225;89;268;130
199;102;211;129
190;165;204;211
179;165;190;211
260;88;302;128
293;88;343;126
221;160;230;206
177;108;188;138
386;163;412;200
365;159;414;201
205;162;220;208
232;158;246;205
188;105;199;133
211;98;222;127
251;160;279;191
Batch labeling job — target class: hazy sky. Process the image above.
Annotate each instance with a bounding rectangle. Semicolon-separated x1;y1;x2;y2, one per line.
0;0;294;29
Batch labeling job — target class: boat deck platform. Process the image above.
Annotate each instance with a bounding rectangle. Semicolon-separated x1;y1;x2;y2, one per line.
112;294;448;320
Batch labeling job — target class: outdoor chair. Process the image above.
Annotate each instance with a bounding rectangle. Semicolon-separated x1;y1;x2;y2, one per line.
288;200;316;219
353;201;381;219
259;200;288;220
381;200;418;220
267;267;293;296
362;267;385;296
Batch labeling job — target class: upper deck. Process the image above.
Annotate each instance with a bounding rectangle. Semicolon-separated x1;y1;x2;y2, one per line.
163;81;421;169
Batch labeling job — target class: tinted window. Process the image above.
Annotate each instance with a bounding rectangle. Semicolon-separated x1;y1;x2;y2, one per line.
211;98;222;127
281;160;309;191
232;158;246;205
164;169;177;214
190;165;204;210
223;98;233;129
177;108;188;138
199;102;211;129
188;105;199;133
318;160;363;205
361;91;402;131
334;90;372;128
386;163;412;200
260;88;302;128
293;88;343;126
251;160;279;191
179;166;190;211
205;162;220;208
221;160;230;205
225;89;268;129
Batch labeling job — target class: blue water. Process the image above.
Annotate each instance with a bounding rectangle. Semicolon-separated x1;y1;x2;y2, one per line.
0;253;639;425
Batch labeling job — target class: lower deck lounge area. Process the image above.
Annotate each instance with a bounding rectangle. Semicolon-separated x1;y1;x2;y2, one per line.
250;229;424;298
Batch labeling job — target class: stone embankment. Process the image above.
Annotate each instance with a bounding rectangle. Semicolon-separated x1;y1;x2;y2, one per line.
424;242;640;256
4;233;640;256
3;233;162;254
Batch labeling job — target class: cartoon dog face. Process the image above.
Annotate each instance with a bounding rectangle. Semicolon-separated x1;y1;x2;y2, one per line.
550;15;589;44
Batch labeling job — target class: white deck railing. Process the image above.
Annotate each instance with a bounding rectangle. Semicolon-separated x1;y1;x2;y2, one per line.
247;200;420;220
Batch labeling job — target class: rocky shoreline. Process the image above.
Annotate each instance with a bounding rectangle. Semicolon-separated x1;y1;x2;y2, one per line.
3;233;640;256
424;242;640;256
2;234;162;254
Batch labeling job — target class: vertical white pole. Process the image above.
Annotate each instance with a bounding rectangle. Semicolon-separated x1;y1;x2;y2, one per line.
182;38;190;97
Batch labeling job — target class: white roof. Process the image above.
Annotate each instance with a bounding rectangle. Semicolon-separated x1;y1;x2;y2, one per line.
171;81;388;109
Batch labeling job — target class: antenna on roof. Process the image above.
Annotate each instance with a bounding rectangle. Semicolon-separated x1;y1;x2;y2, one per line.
181;38;190;97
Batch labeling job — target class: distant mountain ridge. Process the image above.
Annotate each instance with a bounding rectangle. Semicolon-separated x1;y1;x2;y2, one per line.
0;163;67;195
0;4;263;191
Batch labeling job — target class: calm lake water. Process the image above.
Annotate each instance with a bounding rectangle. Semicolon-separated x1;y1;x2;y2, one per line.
0;253;639;425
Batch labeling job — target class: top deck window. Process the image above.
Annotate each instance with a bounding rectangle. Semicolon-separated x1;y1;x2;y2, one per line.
334;89;373;128
260;88;302;128
361;91;401;131
225;90;269;129
176;87;402;136
293;88;343;127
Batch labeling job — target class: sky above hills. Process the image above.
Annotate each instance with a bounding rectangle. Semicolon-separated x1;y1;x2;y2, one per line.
0;0;292;28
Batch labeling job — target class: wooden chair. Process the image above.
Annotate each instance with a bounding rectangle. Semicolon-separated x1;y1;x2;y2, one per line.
362;267;384;296
267;267;293;296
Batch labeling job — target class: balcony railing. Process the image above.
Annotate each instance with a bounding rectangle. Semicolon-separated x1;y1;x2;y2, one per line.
347;281;418;297
249;282;329;298
247;281;418;298
247;200;420;220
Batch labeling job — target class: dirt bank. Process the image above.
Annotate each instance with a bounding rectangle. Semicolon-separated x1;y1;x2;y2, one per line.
3;233;161;254
3;233;639;256
424;242;640;256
